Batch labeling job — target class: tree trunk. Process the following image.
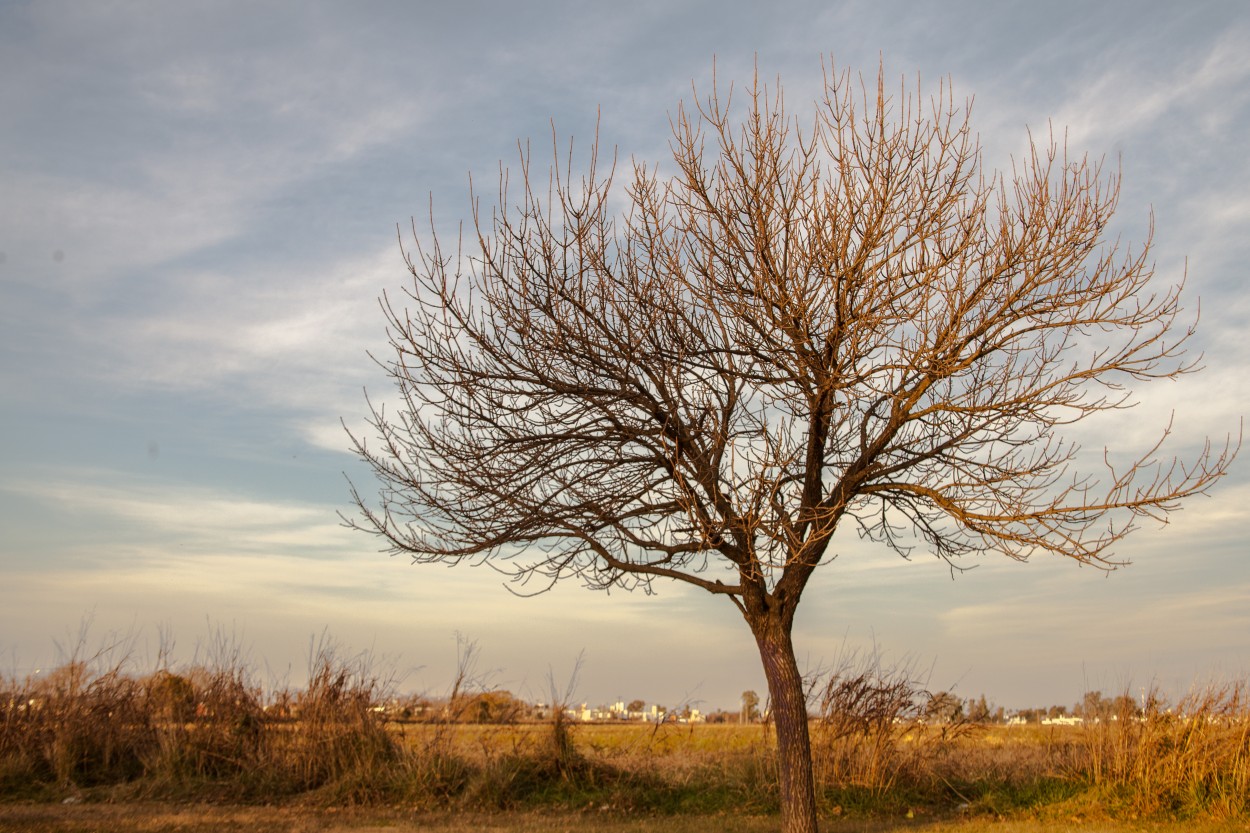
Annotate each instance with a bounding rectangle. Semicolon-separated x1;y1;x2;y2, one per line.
751;611;819;833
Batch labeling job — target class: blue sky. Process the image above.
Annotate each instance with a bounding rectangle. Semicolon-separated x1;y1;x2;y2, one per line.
2;0;1247;711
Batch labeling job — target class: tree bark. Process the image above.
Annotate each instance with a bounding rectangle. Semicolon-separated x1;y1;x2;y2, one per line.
751;610;818;833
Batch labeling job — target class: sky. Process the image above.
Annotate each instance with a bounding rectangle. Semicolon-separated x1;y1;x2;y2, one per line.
2;0;1247;713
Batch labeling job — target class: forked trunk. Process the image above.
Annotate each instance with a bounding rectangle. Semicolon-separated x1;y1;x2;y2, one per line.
751;611;818;833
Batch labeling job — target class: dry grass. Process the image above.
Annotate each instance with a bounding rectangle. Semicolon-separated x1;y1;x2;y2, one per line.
3;627;1248;824
1;803;1247;833
1069;681;1250;819
0;627;406;803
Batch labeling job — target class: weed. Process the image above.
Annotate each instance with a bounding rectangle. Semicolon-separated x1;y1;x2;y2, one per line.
3;624;1249;823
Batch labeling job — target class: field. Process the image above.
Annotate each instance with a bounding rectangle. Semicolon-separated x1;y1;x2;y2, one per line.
3;639;1248;830
3;803;1250;833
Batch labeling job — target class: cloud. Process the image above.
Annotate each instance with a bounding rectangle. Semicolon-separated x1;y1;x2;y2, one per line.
103;244;394;407
0;464;719;622
1;5;430;286
4;0;1248;712
1046;24;1250;154
0;462;757;700
3;469;352;561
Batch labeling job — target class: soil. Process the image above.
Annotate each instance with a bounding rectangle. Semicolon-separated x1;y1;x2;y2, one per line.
2;803;1248;833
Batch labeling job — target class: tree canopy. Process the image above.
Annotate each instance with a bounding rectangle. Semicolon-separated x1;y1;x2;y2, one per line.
347;63;1237;833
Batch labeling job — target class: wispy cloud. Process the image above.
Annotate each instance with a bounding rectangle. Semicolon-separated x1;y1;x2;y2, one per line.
3;0;1247;711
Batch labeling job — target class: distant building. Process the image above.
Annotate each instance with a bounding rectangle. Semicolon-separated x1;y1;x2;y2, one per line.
1042;715;1084;726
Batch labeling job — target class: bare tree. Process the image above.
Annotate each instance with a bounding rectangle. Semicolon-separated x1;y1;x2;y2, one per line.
346;62;1237;833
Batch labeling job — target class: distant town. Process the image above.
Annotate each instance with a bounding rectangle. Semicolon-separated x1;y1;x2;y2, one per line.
352;688;1162;727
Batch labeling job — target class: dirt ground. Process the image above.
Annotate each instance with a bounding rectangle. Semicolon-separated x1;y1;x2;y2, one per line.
0;804;769;833
2;803;1249;833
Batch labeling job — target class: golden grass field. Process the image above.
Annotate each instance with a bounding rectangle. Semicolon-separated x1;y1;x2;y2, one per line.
3;642;1247;829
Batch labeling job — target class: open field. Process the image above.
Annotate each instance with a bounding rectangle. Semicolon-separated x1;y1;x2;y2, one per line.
2;804;1249;833
3;644;1247;827
4;716;1247;825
